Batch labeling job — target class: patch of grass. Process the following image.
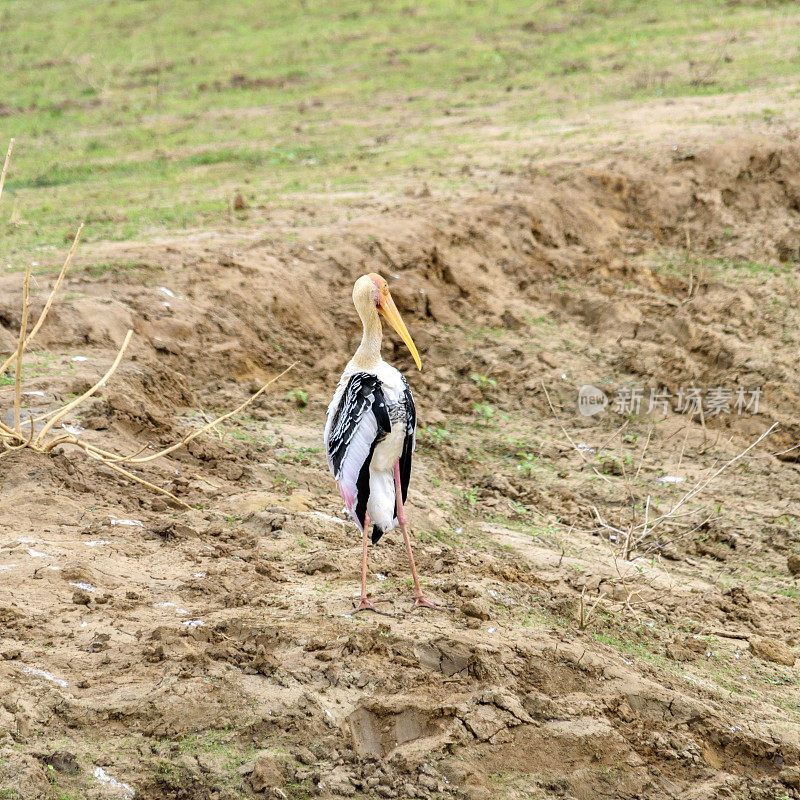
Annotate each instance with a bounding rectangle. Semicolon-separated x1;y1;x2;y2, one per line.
591;630;669;666
160;729;261;789
525;314;552;327
3;0;798;259
1;351;61;384
649;250;797;284
417;527;461;547
470;373;497;390
79;259;156;279
285;779;316;800
273;475;299;493
487;768;550;799
176;729;256;770
276;443;322;466
418;424;451;447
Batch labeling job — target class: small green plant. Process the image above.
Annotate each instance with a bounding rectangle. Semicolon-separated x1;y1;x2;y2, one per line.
421;424;450;444
516;451;537;474
460;486;478;506
470;373;497;391
596;453;631;475
286;388;308;408
473;402;495;426
273;476;298;494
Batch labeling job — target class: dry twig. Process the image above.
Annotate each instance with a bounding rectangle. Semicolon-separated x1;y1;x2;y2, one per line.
0;139;12;202
542;378;778;561
591;423;778;557
13;267;31;434
541;381;615;487
0;141;295;508
578;586;607;631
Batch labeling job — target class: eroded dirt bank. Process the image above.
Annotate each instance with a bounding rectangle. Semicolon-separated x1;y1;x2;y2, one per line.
1;136;799;799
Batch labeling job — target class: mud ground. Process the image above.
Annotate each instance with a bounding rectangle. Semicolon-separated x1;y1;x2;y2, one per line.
1;129;800;799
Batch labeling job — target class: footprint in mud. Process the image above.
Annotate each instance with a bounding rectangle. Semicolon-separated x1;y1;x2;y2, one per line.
348;705;442;758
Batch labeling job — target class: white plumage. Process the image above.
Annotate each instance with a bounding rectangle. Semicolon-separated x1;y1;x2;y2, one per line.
324;360;410;534
324;272;439;611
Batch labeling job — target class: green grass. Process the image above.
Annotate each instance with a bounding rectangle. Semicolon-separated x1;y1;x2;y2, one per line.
1;0;799;260
650;251;798;283
79;259;159;279
174;729;256;769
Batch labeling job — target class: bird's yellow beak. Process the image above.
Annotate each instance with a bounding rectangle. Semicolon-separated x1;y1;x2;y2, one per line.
378;290;422;371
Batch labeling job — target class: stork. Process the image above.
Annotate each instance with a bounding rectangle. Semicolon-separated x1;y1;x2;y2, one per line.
324;273;440;612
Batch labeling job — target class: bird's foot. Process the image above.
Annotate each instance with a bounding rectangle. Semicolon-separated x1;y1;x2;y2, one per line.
353;597;393;616
411;594;451;610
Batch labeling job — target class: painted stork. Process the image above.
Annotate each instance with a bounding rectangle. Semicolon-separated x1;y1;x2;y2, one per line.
324;273;440;612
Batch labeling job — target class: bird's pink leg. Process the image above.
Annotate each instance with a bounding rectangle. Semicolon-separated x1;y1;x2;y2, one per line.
353;511;390;615
395;461;442;609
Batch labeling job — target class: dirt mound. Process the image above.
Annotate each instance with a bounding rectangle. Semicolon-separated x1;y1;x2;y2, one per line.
611;140;800;262
2;135;800;799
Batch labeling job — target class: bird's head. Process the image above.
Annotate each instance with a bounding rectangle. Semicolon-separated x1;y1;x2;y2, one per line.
353;273;421;370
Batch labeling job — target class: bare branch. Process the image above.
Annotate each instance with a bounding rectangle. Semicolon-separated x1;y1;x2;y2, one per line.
0;139;13;203
79;444;191;509
0;224;84;377
541;381;615;487
578;586;607;631
13;267;31;434
644;422;778;536
0;143;294;509
1;413;34;455
633;425;653;482
34;330;133;446
120;362;297;464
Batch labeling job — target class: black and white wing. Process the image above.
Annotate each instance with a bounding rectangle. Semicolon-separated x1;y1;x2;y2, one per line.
324;372;390;532
397;374;416;506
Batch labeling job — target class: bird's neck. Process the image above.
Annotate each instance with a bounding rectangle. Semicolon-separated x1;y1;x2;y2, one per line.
352;303;382;370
